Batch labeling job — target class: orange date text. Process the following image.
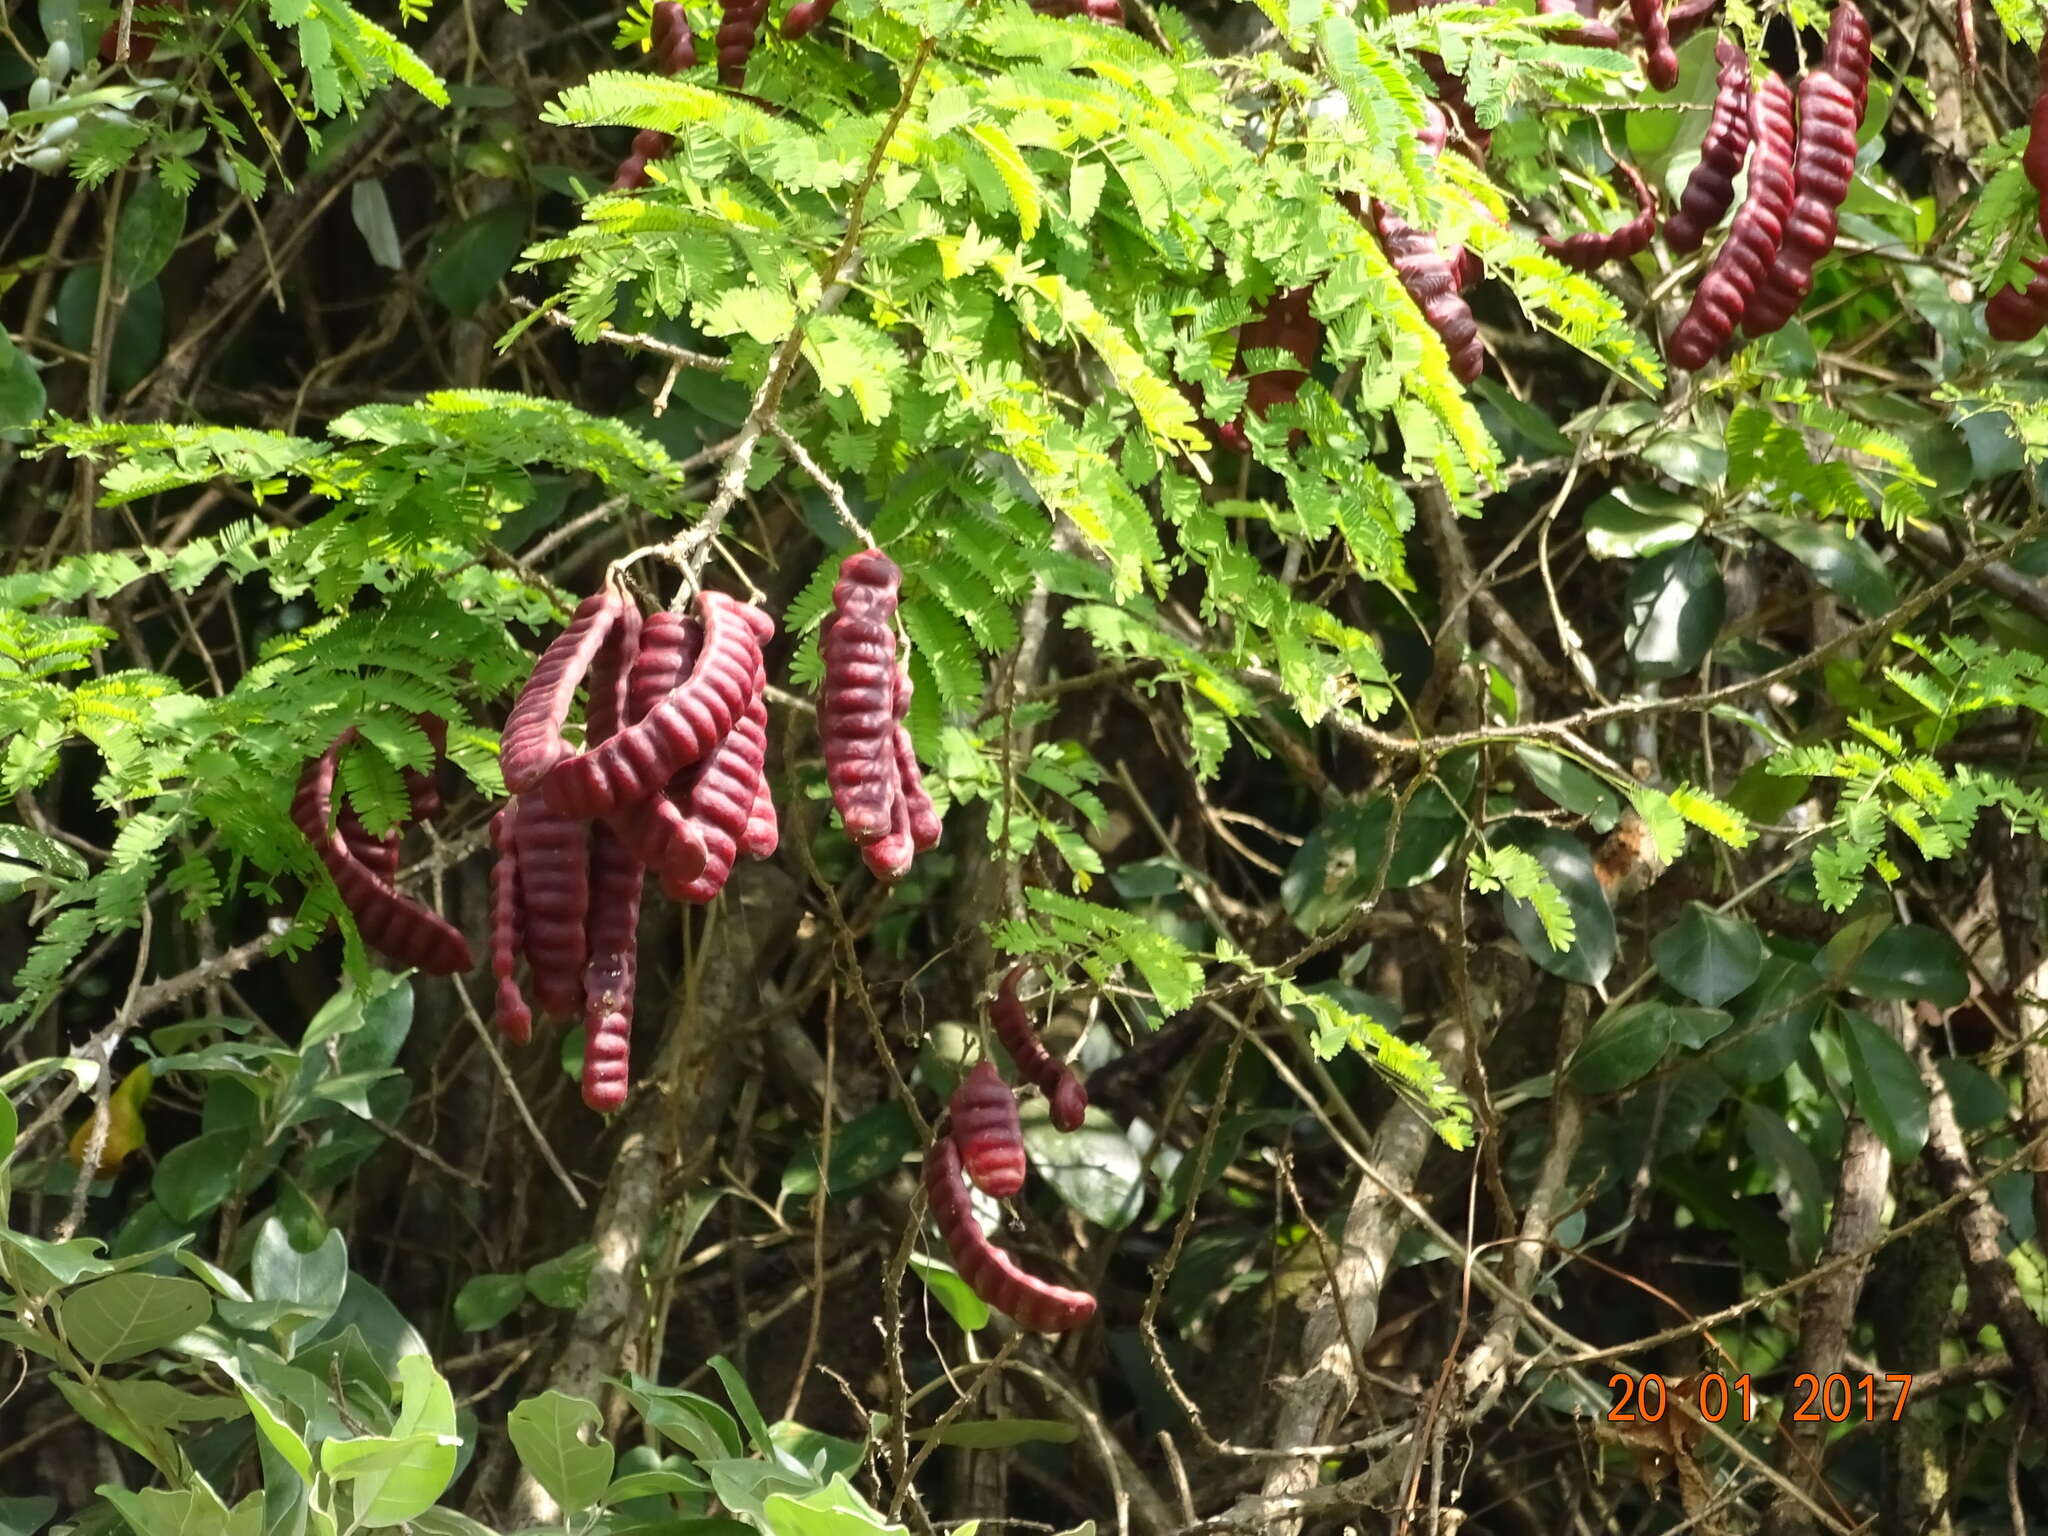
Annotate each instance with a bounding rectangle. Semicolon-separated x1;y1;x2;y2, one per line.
1604;1372;1912;1424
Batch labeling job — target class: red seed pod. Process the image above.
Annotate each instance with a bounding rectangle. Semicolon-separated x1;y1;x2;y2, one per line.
1539;161;1657;271
890;666;942;854
1371;200;1486;383
1821;1;1871;119
490;804;533;1045
1664;0;1718;42
631;129;677;162
502;588;624;794
669;664;770;904
1740;65;1859;338
580;821;644;1113
950;1062;1027;1198
783;0;840;37
924;1136;1097;1333
715;0;768;87
542;591;774;818
1665;69;1796;372
338;804;400;886
291;737;474;977
1537;0;1622;48
859;789;917;885
586;599;642;749
1232;286;1324;438
513;794;591;1018
603;613;712;887
650;0;699;70
626;612;702;723
1988;259;2048;341
741;773;780;861
1664;40;1752;253
1629;0;1679;90
988;966;1088;1132
820;551;904;846
611;156;652;191
1415;54;1491;162
401;713;447;825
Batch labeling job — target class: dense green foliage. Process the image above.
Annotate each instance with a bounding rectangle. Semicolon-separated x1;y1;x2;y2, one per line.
4;0;2048;1529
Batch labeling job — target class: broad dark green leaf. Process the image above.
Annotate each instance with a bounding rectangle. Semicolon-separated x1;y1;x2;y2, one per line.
507;1392;612;1518
0;329;45;433
1840;1010;1929;1161
58;1273;211;1364
1495;823;1617;987
1714;954;1825;1085
112;177;186;292
1650;903;1764;1006
526;1244;597;1310
1020;1099;1144;1229
1514;746;1621;831
781;1101;918;1196
427;205;526;316
1281;757;1475;934
151;1126;252;1223
1745;513;1897;618
1580;486;1704;561
1740;1106;1825;1267
1837;924;1968;1006
906;1251;992;1332
1625;539;1725;680
0;1496;56;1536
453;1274;526;1332
1569;1002;1673;1093
55;269;164;394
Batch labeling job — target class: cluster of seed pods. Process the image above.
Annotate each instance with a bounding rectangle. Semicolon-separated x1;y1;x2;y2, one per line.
493;577;780;1112
820;550;943;884
609;3;693;190
925;966;1096;1334
290;717;473;977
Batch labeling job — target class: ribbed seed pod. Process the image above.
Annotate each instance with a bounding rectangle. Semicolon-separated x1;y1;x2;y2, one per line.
1664;40;1752;252
950;1062;1027;1198
924;1136;1097;1333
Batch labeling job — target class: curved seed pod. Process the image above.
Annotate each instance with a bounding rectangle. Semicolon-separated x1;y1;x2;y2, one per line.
1537;0;1622;48
1821;1;1871;119
1666;69;1796;372
1740;64;1860;338
892;667;943;854
587;599;642;748
1372;200;1486;383
1664;0;1718;42
1664;40;1752;252
1538;161;1656;270
669;663;770;903
489;804;532;1045
715;0;768;87
1629;0;1678;90
950;1061;1027;1198
821;551;904;845
542;591;774;818
580;822;645;1113
604;613;712;886
924;1136;1097;1333
1220;286;1324;443
988;966;1088;1132
630;128;677;162
859;790;916;885
502;589;623;794
401;713;448;824
291;739;473;976
514;794;591;1018
1988;259;2048;341
611;156;652;191
741;770;780;860
650;0;698;70
338;805;400;885
783;0;840;37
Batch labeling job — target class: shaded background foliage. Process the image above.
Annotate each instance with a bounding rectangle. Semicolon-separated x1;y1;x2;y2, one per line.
2;0;2048;1530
